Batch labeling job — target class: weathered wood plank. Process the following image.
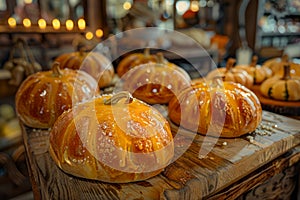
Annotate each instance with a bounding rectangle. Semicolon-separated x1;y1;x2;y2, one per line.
21;124;42;200
166;112;300;197
21;111;300;199
205;146;300;200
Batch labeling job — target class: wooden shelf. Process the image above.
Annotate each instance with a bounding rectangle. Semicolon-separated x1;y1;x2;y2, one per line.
261;32;300;37
0;25;86;34
256;0;300;52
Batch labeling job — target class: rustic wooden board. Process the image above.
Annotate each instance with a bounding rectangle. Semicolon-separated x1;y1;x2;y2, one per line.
21;111;300;199
206;146;300;200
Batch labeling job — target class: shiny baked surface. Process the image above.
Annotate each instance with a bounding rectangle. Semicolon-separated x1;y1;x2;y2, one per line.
118;62;191;104
15;65;99;129
168;80;262;138
49;93;174;183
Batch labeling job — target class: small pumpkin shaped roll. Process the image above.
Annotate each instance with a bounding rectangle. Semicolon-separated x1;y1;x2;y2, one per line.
263;54;300;77
236;56;272;84
155;53;191;81
168;77;262;138
116;48;158;77
206;58;254;89
55;49;115;88
116;53;191;104
49;91;174;183
191;77;205;85
15;62;100;128
260;64;300;101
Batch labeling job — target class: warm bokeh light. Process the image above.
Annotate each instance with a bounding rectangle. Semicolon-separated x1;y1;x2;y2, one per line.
123;2;132;10
95;29;103;38
78;19;86;30
65;19;74;31
23;18;31;28
24;0;32;4
85;31;93;40
8;17;17;28
38;18;47;29
176;1;190;15
190;1;199;12
52;18;60;30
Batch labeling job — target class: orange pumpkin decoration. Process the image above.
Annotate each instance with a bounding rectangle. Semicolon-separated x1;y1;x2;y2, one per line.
168;78;262;138
116;53;191;104
263;54;300;77
49;91;174;183
15;62;100;128
116;48;158;77
206;58;254;89
236;56;272;84
55;50;114;88
210;34;229;51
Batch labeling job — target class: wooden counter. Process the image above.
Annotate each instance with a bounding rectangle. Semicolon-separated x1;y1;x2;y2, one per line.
21;111;300;199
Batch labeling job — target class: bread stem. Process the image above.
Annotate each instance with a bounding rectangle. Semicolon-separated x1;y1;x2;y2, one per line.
282;64;291;80
52;62;62;77
144;48;150;57
104;91;133;105
225;58;236;72
250;55;258;68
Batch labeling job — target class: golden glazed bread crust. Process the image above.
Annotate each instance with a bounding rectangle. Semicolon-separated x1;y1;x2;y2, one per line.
55;51;115;88
15;68;99;128
49;95;174;183
206;67;254;89
236;65;272;84
119;62;191;104
168;81;262;138
263;56;300;77
116;52;158;77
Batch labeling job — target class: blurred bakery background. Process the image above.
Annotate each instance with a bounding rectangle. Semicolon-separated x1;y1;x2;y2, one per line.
0;0;299;199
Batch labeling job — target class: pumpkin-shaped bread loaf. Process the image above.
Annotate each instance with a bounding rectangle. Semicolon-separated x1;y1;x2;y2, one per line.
116;53;191;104
260;64;300;101
116;48;158;77
263;54;300;77
168;78;262;138
236;55;272;84
55;50;114;88
206;58;254;89
15;62;99;128
49;92;174;183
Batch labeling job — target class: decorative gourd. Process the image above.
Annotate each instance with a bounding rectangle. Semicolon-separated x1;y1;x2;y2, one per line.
236;56;272;84
54;50;114;88
168;78;262;138
15;62;100;128
263;54;300;76
116;48;158;77
116;53;191;104
49;91;174;183
206;58;254;88
260;64;300;101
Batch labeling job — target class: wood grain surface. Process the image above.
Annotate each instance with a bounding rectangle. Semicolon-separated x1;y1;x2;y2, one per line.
21;111;300;200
